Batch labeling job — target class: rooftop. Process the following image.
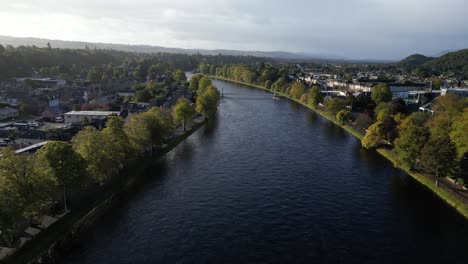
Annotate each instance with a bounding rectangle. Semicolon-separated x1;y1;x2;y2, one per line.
65;111;120;116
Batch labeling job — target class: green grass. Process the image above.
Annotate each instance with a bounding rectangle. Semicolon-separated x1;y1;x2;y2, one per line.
210;75;468;219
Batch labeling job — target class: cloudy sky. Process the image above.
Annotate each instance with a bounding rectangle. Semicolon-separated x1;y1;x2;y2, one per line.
1;0;467;60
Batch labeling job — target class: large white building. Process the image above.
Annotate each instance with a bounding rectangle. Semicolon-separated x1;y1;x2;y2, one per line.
64;111;120;124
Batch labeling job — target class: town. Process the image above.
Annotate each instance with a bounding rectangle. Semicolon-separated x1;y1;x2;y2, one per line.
0;43;467;262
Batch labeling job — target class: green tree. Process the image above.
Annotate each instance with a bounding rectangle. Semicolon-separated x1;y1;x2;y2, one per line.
308;86;323;108
196;85;221;119
371;83;392;104
198;76;212;93
394;115;430;168
72;127;118;184
0;148;55;222
36;141;87;211
420;135;458;185
324;98;346;115
173;98;196;131
289;82;306;99
450;107;468;159
189;74;202;92
362;122;384;149
133;88;152;102
336;110;352;124
354;113;373;133
173;69;187;83
148;64;162;80
124;108;175;155
264;80;272;90
102;117;131;164
87;66;102;83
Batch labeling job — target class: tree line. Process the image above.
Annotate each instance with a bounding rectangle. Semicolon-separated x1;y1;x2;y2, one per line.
0;81;220;247
0;45;271;79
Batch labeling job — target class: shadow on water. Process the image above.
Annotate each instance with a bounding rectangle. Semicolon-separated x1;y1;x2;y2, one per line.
306;111;319;125
59;160;171;260
201;116;219;138
322;121;347;139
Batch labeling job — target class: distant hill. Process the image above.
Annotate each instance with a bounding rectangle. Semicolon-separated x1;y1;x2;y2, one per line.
0;35;319;60
399;54;434;71
399;49;468;77
424;49;468;76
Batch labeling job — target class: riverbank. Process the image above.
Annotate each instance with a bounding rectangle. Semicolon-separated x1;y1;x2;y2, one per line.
2;118;207;264
210;75;468;219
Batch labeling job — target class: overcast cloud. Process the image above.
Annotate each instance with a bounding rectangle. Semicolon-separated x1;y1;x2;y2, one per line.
0;0;467;59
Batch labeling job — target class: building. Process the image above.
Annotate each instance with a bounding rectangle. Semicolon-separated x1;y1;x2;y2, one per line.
64;111;120;124
389;81;428;98
0;107;19;120
441;88;468;98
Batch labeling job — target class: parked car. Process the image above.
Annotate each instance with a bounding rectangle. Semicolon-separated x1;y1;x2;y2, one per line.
28;121;41;128
55;117;64;123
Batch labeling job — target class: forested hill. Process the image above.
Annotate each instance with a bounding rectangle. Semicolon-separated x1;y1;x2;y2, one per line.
0;35;305;60
424;49;468;76
0;45;270;79
399;54;434;71
399;49;468;77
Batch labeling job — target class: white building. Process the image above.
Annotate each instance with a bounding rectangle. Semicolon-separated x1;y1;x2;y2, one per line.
64;111;120;124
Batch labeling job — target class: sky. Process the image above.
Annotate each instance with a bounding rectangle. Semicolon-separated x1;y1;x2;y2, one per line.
0;0;467;60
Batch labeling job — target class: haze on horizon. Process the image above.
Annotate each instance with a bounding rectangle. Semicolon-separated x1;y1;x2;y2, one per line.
1;0;467;60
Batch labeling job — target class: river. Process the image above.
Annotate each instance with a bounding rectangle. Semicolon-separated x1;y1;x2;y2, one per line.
62;80;468;264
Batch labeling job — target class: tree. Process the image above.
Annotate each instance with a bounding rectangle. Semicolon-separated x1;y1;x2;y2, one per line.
0;44;5;54
173;98;196;131
308;86;323;108
371;83;392;104
264;80;272;89
102;117;131;164
428;77;442;90
289;82;306;99
189;74;202;92
354;113;373;133
133;88;152;102
198;76;212;93
72;127;118;184
87;66;102;83
173;69;187;83
196;85;221;119
362;122;384;149
0;149;55;222
324;98;346;115
336;110;352;124
148;64;162;80
36;142;87;211
394;116;430;168
420;136;458;185
124;107;175;155
450;107;468;159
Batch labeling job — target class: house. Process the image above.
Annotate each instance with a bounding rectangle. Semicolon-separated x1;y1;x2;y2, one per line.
0;107;19;120
64;110;120;124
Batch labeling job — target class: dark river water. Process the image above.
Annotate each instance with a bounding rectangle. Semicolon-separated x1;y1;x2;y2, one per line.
63;80;468;264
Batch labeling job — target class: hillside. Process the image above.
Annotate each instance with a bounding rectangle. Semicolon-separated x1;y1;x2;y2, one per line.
399;54;434;71
0;35;307;60
424;49;468;77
